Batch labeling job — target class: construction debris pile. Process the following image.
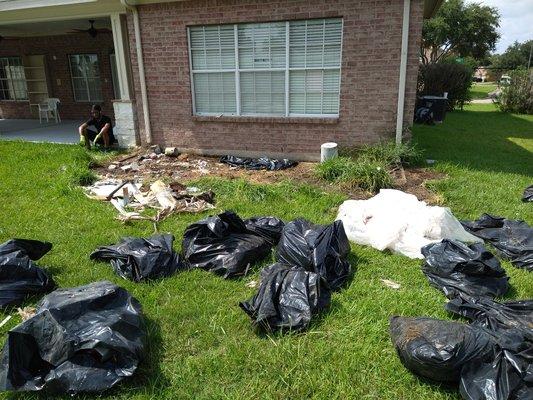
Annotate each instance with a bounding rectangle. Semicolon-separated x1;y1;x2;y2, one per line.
84;178;215;222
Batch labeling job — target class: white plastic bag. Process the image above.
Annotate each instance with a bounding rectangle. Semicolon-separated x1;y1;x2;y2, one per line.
336;189;482;259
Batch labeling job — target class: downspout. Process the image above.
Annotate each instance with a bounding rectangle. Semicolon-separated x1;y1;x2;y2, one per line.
395;0;410;145
120;0;152;144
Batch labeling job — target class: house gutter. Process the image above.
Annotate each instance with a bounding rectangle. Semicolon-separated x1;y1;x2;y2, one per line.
120;0;152;144
395;0;410;145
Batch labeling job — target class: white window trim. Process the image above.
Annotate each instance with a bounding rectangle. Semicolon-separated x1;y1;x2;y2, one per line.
187;19;343;118
68;53;103;103
0;56;28;102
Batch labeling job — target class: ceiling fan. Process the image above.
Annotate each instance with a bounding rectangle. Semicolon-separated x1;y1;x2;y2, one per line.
68;20;111;38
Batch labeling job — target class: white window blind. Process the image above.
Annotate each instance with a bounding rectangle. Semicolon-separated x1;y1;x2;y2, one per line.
188;18;342;117
0;57;28;101
69;54;103;102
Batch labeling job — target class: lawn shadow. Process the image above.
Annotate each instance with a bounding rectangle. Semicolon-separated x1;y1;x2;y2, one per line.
414;108;533;177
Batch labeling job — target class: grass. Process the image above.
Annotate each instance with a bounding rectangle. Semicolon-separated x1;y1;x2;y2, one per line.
315;142;423;191
469;82;498;100
0;103;532;399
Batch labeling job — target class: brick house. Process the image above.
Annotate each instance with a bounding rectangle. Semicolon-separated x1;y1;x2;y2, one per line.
0;0;442;160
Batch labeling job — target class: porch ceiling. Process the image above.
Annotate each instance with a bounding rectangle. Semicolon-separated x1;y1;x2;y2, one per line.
0;17;111;38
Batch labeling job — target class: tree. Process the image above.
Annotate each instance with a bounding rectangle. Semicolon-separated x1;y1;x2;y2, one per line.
491;40;533;71
421;0;500;65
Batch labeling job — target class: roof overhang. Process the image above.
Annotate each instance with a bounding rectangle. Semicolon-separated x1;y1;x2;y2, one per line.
423;0;444;19
0;0;444;25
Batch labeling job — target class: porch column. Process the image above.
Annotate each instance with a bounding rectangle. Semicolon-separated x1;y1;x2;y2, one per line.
110;12;137;147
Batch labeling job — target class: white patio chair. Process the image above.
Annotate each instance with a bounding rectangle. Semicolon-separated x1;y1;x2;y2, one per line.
38;98;61;124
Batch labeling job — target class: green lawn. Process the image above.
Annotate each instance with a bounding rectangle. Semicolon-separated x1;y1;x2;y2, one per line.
0;103;532;399
469;82;498;99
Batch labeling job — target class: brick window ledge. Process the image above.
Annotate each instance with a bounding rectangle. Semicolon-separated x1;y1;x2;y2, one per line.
192;115;340;124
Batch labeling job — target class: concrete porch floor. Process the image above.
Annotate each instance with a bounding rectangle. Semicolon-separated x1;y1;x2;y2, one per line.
0;119;82;144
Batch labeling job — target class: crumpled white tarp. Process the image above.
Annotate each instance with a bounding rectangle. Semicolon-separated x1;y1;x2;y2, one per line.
336;189;482;259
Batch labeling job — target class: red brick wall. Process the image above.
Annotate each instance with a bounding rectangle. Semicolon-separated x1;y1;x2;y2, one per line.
127;0;424;159
0;33;116;121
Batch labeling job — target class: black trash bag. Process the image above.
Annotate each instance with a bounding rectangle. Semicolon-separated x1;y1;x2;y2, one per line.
421;240;509;298
244;216;285;245
276;219;351;291
182;211;280;278
219;155;297;171
0;281;146;394
389;316;494;383
414;106;434;124
461;214;533;271
522;185;533;202
0;239;55;309
90;234;184;282
239;263;331;332
446;295;533;400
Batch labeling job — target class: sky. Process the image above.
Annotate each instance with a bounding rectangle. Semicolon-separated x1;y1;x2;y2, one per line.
467;0;533;54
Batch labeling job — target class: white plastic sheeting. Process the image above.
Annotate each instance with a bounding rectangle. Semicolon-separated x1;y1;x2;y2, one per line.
336;189;482;259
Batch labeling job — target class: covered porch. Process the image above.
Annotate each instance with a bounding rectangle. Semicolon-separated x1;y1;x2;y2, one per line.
0;0;138;146
0;119;81;144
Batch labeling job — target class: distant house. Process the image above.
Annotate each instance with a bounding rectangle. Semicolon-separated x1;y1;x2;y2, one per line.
0;0;443;160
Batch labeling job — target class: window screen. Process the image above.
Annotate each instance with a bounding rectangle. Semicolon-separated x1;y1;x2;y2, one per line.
0;57;28;101
188;18;342;117
69;54;103;102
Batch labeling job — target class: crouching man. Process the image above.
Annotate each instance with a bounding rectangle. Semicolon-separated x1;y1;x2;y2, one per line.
78;104;117;150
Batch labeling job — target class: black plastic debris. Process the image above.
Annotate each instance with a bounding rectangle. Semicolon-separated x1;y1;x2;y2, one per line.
446;295;533;400
0;281;146;394
220;155;297;171
421;240;509;298
462;214;533;271
240;263;331;332
522;185;533;202
90;234;184;282
389;316;494;383
182;211;284;278
0;239;55;309
276;219;351;291
244;216;285;245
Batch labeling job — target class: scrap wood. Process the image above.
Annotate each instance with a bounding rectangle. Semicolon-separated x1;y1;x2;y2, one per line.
381;279;401;289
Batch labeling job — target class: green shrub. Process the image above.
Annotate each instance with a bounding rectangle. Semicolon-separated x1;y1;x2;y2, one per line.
354;141;424;167
316;156;393;192
496;69;533;114
315;156;353;181
418;62;473;110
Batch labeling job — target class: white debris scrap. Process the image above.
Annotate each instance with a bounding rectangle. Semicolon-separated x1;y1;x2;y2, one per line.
336;189;482;259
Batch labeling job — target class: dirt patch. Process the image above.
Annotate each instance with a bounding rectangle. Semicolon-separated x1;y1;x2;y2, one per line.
93;149;445;203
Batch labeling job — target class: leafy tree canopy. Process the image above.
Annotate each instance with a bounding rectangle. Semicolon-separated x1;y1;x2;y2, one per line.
491;40;533;70
421;0;500;65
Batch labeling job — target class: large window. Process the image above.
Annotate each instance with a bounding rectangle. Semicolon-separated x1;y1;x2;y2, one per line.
69;54;103;102
0;57;28;101
188;18;343;117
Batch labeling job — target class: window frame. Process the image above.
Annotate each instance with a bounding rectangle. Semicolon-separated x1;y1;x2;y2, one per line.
68;53;103;103
187;18;343;118
0;56;28;102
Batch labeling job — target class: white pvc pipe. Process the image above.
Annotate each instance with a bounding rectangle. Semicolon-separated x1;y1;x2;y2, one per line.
121;0;152;144
395;0;410;146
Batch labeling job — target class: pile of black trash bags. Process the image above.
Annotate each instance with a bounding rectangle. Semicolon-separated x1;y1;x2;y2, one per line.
390;295;533;400
91;211;352;333
219;155;297;171
461;214;533;272
0;239;55;309
0;281;146;394
391;213;533;399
